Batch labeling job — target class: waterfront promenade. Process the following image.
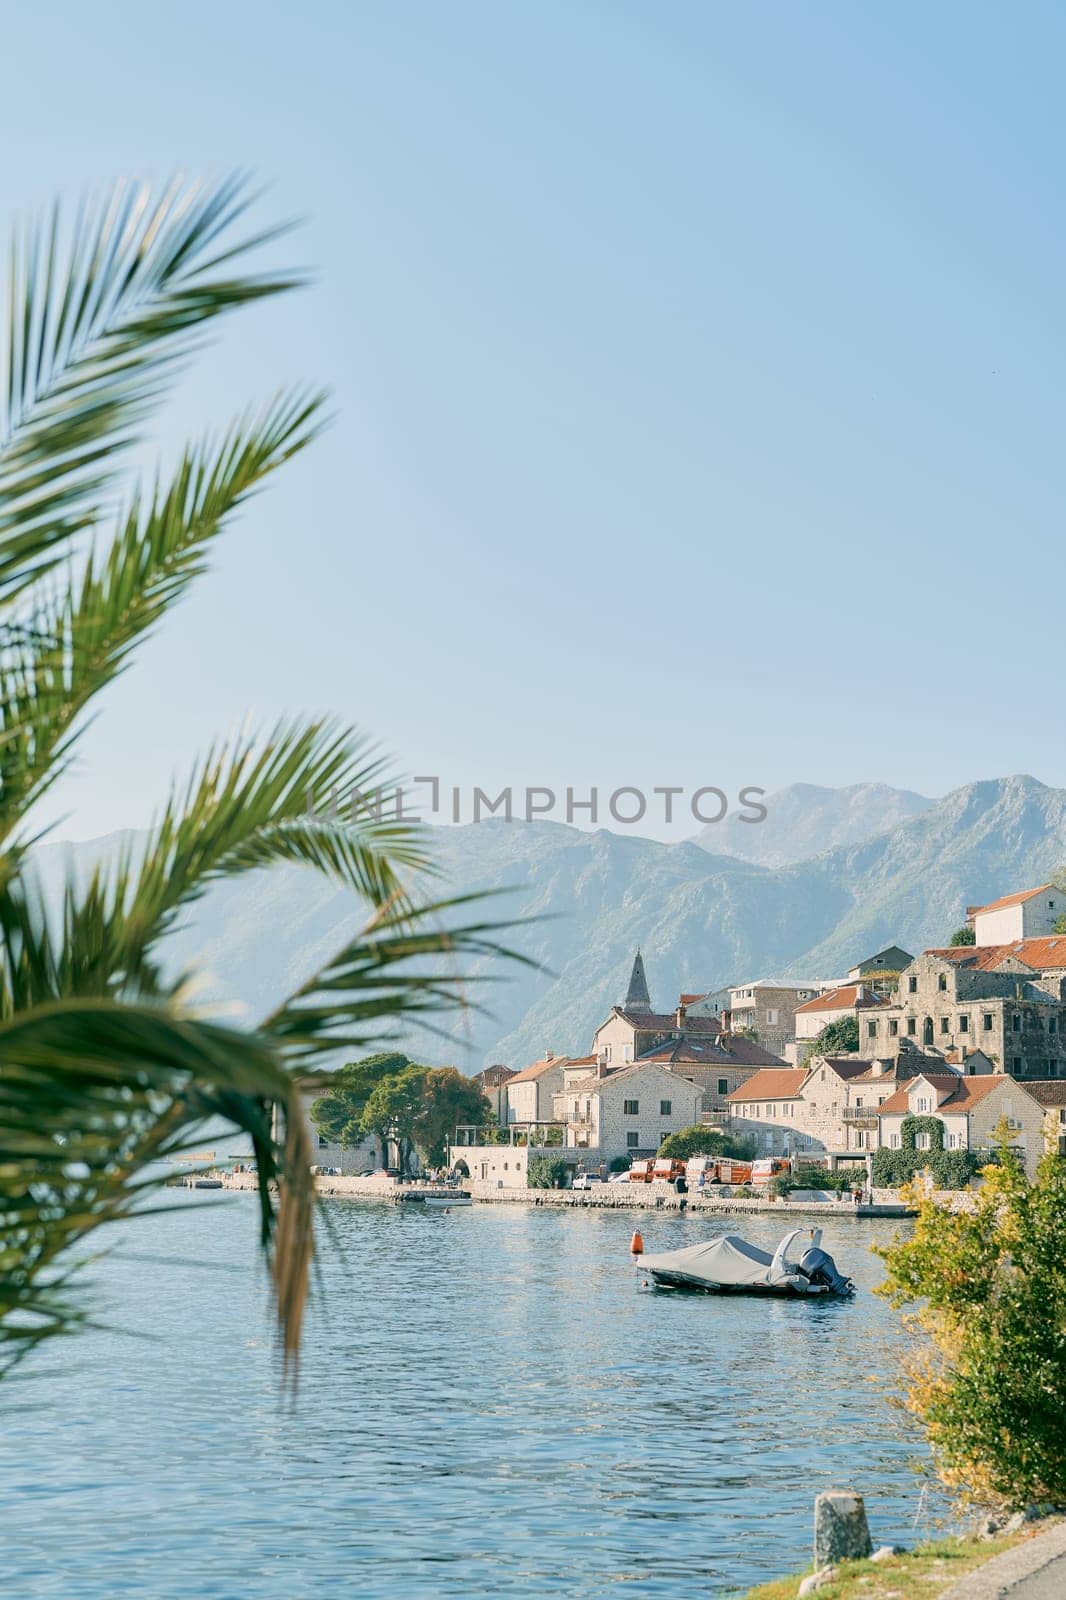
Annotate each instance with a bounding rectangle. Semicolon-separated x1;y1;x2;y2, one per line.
216;1169;911;1216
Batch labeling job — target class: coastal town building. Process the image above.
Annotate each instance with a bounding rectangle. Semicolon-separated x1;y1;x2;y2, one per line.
847;946;914;983
725;979;833;1057
473;1064;516;1122
875;1072;1047;1180
793;984;890;1047
969;884;1064;947
504;1054;572;1122
867;951;1066;1079
554;1058;703;1160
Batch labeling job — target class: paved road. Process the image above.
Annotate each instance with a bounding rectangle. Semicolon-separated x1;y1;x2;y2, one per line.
1006;1550;1066;1599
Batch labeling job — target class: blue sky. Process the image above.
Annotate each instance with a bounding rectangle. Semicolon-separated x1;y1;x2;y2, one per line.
6;1;1065;840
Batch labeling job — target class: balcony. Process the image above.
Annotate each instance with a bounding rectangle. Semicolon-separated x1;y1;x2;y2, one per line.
699;1110;731;1127
842;1108;879;1127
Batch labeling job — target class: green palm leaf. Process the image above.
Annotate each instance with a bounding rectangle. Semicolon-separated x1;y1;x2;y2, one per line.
0;174;302;601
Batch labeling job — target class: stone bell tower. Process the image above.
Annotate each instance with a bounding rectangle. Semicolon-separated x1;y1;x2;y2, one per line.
625;949;652;1011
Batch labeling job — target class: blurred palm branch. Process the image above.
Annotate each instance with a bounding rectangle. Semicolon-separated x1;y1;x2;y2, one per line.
0;175;528;1377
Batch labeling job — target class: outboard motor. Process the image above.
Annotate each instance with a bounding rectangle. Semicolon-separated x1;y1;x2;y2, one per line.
798;1245;853;1295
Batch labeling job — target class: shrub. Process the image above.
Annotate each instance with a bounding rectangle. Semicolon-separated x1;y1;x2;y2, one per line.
608;1156;630;1173
791;1164;857;1193
871;1147;981;1190
527;1155;570;1190
949;926;976;947
876;1138;1066;1508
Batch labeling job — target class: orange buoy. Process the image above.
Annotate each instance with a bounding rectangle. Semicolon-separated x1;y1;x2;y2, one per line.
630;1230;644;1255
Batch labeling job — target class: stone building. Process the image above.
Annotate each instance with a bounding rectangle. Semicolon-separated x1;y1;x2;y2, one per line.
876;1072;1048;1180
726;979;834;1057
473;1064;515;1123
868;951;1066;1079
591;952;781;1068
554;1058;703;1162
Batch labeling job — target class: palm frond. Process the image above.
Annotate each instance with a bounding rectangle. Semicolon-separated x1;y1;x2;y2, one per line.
262;890;538;1067
0;390;325;841
0;174;303;601
0;997;311;1374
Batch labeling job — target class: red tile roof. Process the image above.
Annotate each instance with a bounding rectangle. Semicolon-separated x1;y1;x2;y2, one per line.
507;1056;572;1086
971;884;1052;916
726;1068;809;1103
638;1036;784;1068
794;984;888;1015
928;937;1066;972
679;993;708;1006
876;1073;1011;1116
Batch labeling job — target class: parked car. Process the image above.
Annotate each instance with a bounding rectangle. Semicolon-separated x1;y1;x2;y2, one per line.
607;1170;631;1183
571;1173;604;1190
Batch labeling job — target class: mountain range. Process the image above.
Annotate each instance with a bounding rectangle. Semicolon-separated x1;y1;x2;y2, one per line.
33;774;1066;1072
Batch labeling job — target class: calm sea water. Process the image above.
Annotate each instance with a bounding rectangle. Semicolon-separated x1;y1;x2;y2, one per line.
1;1196;937;1599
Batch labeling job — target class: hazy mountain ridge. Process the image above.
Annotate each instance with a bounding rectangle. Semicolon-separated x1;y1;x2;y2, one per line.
696;781;933;866
33;775;1066;1071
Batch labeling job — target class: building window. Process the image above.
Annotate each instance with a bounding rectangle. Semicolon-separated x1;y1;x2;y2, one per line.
1013;1058;1022;1074
940;1017;950;1034
908;976;918;994
854;1096;863;1108
938;974;947;992
959;1015;969;1033
626;1131;640;1148
889;1019;899;1037
983;1013;993;1031
867;1020;877;1038
659;1100;672;1116
916;1132;930;1151
623;1099;639;1115
718;1078;728;1095
1051;1018;1058;1035
907;1018;917;1036
1012;1015;1021;1033
855;1131;865;1149
891;1133;900;1149
623;1045;633;1062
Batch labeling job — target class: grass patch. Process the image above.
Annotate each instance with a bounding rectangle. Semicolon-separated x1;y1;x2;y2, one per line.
735;1527;1047;1600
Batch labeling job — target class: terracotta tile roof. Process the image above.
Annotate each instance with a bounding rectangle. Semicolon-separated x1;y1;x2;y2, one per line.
876;1073;1011;1116
794;984;888;1015
678;993;708;1006
726;1068;809;1103
1024;1080;1066;1106
929;937;1066;972
506;1056;571;1086
971;885;1053;916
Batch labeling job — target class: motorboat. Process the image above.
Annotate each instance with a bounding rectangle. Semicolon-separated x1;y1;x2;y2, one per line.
642;1228;853;1297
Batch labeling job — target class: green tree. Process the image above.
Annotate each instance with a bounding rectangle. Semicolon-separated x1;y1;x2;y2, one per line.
361;1066;429;1176
528;1155;569;1189
657;1125;757;1160
876;1131;1066;1507
802;1015;860;1062
415;1067;491;1166
0;178;524;1376
311;1053;413;1154
949;926;976;947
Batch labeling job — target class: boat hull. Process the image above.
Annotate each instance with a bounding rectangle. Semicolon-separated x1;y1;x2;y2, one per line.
648;1269;840;1296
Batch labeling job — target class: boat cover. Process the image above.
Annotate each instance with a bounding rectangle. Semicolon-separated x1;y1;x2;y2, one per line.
642;1234;777;1287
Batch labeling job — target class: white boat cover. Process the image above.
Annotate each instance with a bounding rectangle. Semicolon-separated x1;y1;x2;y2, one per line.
642;1233;779;1287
